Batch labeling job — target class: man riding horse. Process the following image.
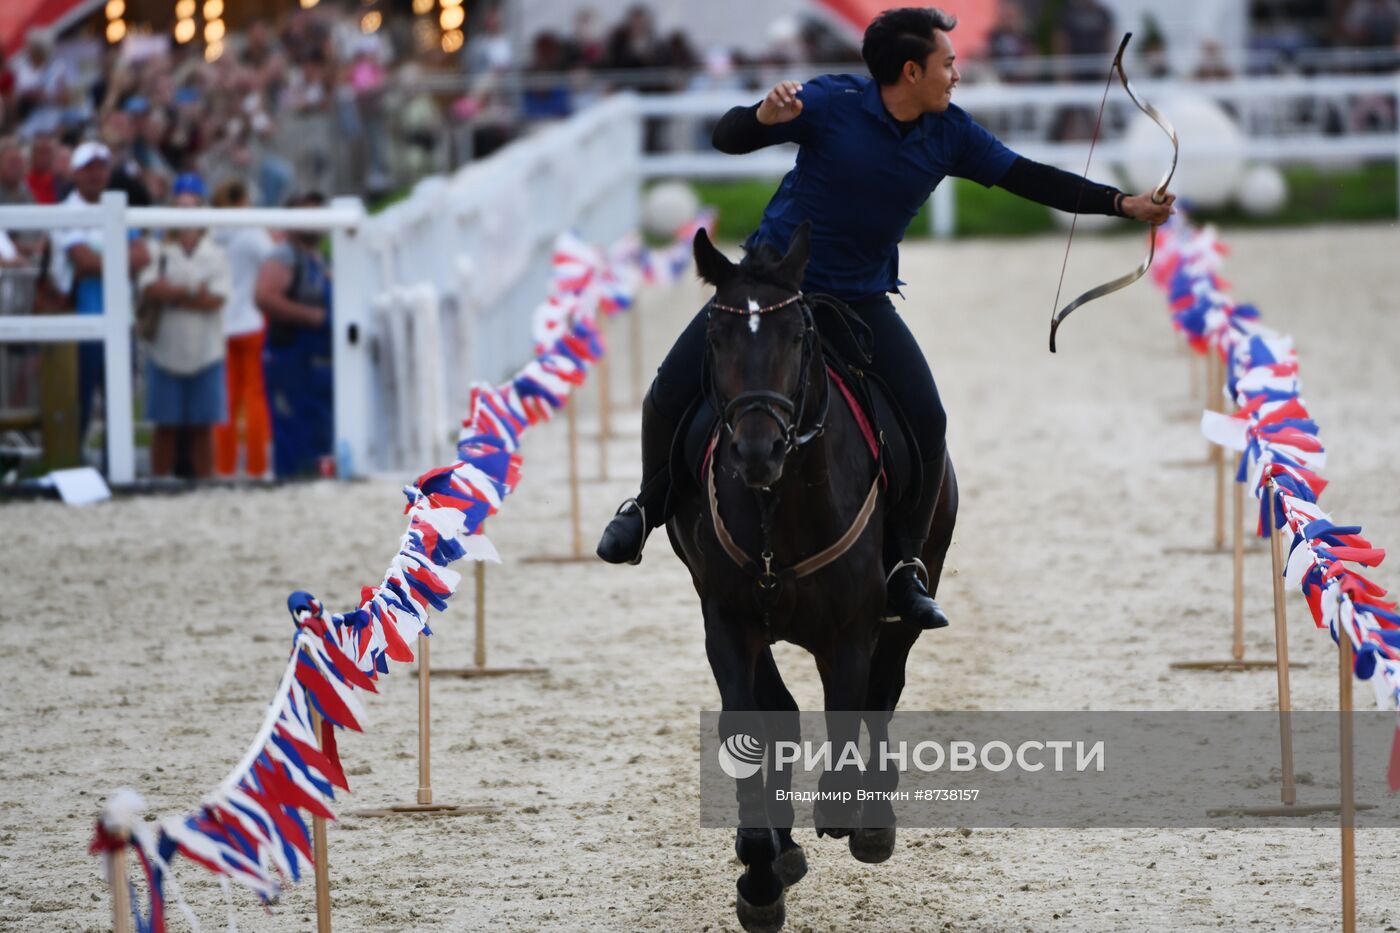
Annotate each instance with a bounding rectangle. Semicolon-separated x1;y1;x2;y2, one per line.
598;6;1175;629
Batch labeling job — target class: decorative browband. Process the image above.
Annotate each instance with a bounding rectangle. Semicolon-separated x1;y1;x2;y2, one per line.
710;292;804;315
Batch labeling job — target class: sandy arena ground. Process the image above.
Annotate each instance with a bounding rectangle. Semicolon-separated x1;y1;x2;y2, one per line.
2;225;1399;932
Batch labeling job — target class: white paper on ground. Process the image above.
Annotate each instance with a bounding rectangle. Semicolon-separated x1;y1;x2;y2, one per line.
48;467;111;506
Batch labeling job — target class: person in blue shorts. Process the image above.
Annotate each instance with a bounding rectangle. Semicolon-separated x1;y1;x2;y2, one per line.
597;7;1175;629
138;172;230;479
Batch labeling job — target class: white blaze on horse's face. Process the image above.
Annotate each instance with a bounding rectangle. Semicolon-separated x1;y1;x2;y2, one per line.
747;298;761;334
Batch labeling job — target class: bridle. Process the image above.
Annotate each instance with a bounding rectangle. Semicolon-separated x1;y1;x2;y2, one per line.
705;286;887;635
705;290;829;455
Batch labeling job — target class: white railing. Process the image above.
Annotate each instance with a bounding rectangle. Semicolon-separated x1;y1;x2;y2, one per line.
0;196;366;486
634;73;1400;235
349;92;641;473
0;194;136;482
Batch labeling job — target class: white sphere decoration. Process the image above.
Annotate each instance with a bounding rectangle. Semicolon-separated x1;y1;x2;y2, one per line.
1238;164;1288;216
643;181;700;238
1121;92;1246;210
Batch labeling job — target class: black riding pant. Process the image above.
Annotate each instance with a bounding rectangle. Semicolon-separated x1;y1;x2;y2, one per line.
651;293;947;467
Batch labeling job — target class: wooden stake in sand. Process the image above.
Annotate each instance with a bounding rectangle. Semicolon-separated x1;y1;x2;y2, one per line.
1170;457;1294;673
1211;353;1227;551
1163;354;1236;550
523;398;596;565
1202;484;1366;821
417;635;432;804
310;707;332;933
1233;467;1246;662
1189;346;1202;408
1339;615;1357;933
433;563;549;679
568;399;581;556
355;634;504;816
597;321;612;483
108;837;133;933
1266;478;1297;806
349;569;522;825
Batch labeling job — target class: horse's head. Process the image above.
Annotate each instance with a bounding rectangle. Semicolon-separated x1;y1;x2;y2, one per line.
695;222;817;489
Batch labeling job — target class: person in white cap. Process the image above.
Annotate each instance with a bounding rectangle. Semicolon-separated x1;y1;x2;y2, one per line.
49;139;151;452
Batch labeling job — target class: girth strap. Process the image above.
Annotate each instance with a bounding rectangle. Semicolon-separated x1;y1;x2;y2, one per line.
706;430;882;583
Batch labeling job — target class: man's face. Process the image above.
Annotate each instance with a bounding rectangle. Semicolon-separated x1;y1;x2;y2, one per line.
913;30;959;114
0;147;24;186
174;192;205;245
74;160;110;201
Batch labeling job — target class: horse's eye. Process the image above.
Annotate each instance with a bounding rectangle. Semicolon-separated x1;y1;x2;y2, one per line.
791;332;804;346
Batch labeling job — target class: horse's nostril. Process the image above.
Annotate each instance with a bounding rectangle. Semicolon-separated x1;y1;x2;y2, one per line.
729;440;741;460
771;437;786;457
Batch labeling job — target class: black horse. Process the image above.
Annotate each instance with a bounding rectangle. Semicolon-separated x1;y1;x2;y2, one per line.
665;225;958;933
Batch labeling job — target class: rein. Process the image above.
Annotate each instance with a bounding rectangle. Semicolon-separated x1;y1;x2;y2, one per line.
706;294;829;454
704;289;880;618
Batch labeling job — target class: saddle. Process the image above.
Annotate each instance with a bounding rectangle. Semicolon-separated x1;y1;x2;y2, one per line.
672;295;921;507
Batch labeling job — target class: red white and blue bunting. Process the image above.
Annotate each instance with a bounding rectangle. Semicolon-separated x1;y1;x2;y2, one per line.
1155;217;1400;776
91;211;716;929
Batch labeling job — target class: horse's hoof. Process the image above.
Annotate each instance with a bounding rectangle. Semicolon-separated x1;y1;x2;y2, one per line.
736;885;786;933
815;824;854;840
773;844;808;887
848;826;897;864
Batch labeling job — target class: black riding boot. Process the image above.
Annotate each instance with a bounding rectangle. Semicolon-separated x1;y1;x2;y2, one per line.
596;388;678;564
884;455;950;629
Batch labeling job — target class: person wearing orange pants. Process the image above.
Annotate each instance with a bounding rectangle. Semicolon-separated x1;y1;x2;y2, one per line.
212;180;274;478
214;328;271;476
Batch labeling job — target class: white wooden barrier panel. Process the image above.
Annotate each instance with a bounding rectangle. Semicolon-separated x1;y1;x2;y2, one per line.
349;92;642;474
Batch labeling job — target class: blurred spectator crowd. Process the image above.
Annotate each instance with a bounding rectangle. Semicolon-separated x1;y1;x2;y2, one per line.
1;0;1399;483
2;0;1399;206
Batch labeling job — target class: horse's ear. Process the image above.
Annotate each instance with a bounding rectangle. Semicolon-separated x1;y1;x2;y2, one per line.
777;220;812;290
693;227;734;287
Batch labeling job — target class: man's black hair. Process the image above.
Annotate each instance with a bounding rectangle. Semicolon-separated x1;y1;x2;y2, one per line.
861;7;957;86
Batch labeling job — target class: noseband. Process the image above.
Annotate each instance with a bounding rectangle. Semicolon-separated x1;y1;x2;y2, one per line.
706;291;827;453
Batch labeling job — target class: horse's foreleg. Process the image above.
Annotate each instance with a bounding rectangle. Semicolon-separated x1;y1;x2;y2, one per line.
813;639;873;838
754;648;807;889
850;623;922;863
706;607;786;931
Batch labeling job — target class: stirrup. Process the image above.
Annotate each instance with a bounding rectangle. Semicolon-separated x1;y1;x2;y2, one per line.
882;558;930;623
885;558;929;587
614;497;646;566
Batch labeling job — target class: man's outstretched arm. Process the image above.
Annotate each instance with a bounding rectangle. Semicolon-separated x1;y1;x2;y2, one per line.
996;157;1175;223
